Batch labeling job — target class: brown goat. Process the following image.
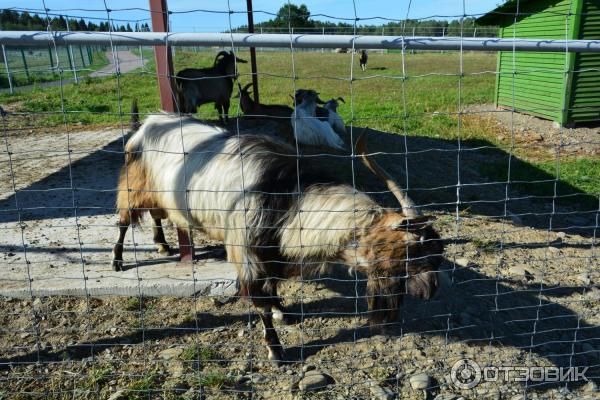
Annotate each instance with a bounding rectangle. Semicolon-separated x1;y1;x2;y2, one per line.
237;82;293;120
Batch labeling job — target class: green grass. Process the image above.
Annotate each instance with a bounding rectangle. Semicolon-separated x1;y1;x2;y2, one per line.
125;372;161;400
1;49;109;89
479;157;600;210
180;345;221;368
187;371;234;389
472;238;501;253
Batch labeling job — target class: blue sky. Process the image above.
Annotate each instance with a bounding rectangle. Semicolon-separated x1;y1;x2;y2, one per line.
3;1;501;31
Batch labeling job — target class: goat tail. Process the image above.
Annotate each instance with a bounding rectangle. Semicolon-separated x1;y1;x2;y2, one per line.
130;98;141;133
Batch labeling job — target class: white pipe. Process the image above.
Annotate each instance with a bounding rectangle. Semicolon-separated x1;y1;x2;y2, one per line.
0;31;599;52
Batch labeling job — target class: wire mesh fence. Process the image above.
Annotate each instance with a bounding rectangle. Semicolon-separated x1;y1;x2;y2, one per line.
0;1;599;399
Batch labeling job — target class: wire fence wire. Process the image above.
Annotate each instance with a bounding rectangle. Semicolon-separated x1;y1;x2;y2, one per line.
0;1;599;399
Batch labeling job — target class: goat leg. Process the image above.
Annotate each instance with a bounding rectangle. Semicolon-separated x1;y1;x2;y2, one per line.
151;218;172;255
223;99;230;124
258;307;285;365
244;280;286;365
111;210;130;271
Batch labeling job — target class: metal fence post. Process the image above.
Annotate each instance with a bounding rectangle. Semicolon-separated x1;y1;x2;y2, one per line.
20;48;30;82
48;46;54;70
1;44;13;93
139;45;144;70
66;23;78;83
79;45;86;67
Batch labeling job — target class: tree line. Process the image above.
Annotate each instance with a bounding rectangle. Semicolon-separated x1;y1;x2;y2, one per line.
0;9;151;32
233;3;497;36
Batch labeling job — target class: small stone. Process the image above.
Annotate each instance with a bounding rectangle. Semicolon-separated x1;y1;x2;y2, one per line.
110;327;117;334
107;390;127;400
302;364;316;373
586;287;600;301
370;383;395;400
556;231;566;240
159;348;183;360
576;272;591;286
434;395;458;400
548;246;560;254
298;371;334;392
20;332;31;339
508;265;537;280
409;373;430;390
33;298;42;308
510;395;525;400
454;258;470;268
582;381;597;393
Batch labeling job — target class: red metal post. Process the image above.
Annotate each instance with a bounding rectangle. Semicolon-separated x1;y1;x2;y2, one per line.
246;0;260;104
149;0;194;262
149;0;176;112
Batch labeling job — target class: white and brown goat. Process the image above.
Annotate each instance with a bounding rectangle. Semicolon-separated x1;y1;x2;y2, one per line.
112;114;443;363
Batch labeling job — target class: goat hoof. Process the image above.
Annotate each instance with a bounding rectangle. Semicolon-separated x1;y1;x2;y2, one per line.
267;347;286;366
272;308;292;325
112;259;123;271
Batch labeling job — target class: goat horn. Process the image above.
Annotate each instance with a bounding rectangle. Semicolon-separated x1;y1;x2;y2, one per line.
242;82;253;92
355;128;421;218
213;51;228;65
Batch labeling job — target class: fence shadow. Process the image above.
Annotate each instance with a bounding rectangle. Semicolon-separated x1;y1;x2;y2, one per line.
1;258;597;392
1;121;596;239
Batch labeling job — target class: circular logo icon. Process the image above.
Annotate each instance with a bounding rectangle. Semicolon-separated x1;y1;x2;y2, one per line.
451;359;482;389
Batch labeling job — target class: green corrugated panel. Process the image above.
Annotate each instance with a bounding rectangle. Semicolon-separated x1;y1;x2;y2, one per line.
567;1;600;123
495;0;577;124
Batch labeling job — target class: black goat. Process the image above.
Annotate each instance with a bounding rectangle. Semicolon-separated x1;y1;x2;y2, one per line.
175;51;247;124
359;50;368;71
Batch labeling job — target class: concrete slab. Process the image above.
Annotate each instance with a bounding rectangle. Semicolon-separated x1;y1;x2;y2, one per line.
1;127;236;299
0;213;238;299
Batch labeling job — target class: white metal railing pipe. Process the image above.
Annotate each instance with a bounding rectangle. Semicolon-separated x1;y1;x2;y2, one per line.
0;31;599;52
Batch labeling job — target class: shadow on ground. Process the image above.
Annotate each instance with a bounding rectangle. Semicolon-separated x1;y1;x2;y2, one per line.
1;119;597;237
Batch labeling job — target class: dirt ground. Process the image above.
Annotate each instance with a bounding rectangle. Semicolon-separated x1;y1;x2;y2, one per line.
1;113;599;399
465;104;600;161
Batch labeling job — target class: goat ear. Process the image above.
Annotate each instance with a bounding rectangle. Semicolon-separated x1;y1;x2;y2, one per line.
337;97;346;103
315;96;326;105
236;57;248;63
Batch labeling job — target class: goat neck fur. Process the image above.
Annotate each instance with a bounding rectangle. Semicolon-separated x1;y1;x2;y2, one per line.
291;95;345;150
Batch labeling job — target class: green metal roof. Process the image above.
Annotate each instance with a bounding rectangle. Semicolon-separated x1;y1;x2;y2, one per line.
476;0;565;26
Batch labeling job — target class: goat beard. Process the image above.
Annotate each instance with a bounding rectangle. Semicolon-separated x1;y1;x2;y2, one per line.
366;270;404;328
365;267;439;330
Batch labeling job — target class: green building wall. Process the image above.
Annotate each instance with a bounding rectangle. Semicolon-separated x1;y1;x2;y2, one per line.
495;0;579;125
567;0;600;123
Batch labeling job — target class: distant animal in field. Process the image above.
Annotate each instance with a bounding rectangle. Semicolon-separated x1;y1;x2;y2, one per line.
359;50;368;71
175;50;247;124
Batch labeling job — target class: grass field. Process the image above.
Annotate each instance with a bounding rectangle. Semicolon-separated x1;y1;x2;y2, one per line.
0;49;598;200
0;48;109;88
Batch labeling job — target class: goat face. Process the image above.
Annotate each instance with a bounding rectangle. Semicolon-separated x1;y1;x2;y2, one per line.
355;212;443;327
